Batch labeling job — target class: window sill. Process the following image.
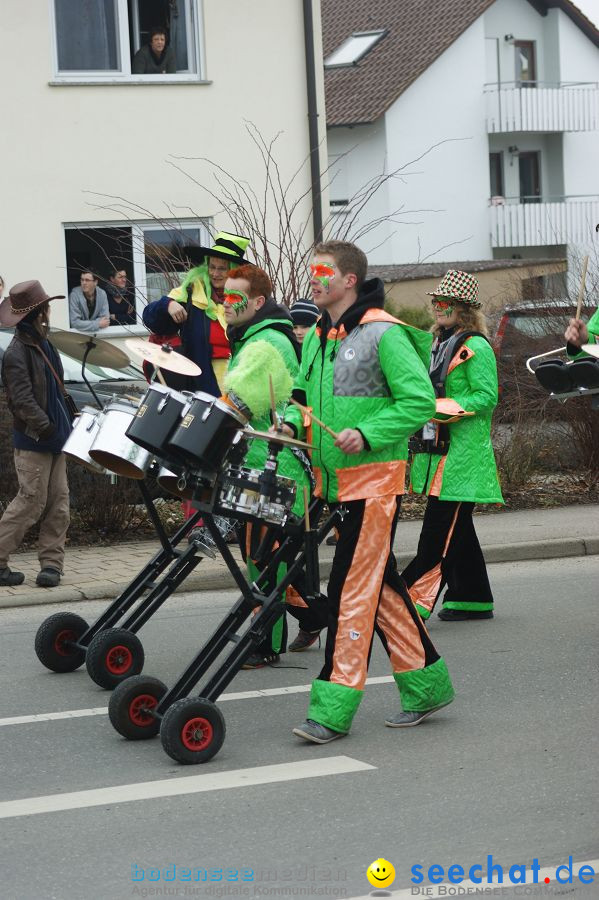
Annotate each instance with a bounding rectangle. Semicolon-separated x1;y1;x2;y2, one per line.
49;77;211;87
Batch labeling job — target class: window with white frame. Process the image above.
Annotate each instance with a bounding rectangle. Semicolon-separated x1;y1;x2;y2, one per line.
64;220;211;333
52;0;203;81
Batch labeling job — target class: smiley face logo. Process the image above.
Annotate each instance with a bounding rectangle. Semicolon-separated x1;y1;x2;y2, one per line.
366;858;396;889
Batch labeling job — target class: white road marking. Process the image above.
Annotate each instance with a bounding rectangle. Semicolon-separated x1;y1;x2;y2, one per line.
0;675;395;727
0;756;375;819
347;858;599;899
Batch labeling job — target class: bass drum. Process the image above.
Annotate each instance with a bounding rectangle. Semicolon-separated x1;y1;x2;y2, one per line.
89;399;152;479
63;408;106;474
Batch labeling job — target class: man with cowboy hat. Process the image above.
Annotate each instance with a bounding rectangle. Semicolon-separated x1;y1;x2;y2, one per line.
0;281;72;587
142;231;252;395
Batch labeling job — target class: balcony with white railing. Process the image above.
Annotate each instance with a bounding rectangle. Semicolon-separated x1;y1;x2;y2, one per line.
485;82;599;133
489;195;599;247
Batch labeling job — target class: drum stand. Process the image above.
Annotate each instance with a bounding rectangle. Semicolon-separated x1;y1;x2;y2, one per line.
33;475;216;689
80;337;105;410
107;498;342;764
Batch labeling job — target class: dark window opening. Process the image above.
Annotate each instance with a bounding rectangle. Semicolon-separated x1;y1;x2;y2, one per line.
490;152;504;198
515;40;536;87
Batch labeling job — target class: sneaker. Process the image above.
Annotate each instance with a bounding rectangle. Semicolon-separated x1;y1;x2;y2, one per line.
241;651;280;669
293;720;345;744
0;566;25;587
385;698;453;728
438;608;493;621
288;629;321;652
325;534;337;546
36;567;61;588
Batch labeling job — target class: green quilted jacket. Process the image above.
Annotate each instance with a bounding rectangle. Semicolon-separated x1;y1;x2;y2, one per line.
410;333;503;504
284;279;436;503
226;308;309;515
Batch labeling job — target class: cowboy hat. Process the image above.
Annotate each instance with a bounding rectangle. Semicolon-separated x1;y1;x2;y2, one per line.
0;280;65;327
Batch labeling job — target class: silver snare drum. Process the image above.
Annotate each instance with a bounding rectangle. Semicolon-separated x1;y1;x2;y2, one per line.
62;407;106;474
214;465;296;526
89;399;152;479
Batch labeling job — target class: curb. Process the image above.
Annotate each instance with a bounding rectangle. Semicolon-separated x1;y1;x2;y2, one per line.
2;536;597;610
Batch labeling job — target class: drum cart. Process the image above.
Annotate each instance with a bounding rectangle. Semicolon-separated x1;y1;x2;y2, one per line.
108;479;341;765
33;477;210;689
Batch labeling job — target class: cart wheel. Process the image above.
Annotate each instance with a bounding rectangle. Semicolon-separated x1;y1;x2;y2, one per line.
34;612;89;673
160;698;226;765
108;675;167;740
86;628;145;690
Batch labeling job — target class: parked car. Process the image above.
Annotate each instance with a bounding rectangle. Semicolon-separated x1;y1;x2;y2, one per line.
0;327;147;410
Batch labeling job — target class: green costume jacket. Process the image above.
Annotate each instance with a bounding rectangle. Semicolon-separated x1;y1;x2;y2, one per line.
225;304;309;515
410;334;503;504
567;307;599;359
284;279;436;503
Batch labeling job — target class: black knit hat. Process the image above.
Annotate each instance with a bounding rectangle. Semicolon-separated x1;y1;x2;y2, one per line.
290;298;320;327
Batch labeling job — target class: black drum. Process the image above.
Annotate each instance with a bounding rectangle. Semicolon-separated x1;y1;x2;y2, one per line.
166;393;247;472
534;360;573;394
126;384;190;458
568;357;599;390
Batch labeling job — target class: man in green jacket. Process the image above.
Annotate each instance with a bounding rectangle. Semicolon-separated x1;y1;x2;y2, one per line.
221;264;315;668
281;240;455;743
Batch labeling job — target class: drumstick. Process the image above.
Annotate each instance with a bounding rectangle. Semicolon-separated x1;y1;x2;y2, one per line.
303;486;310;531
289;398;339;440
155;368;168;387
268;374;279;430
575;256;589;320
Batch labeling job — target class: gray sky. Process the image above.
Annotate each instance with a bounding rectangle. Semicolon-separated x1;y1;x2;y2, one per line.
573;0;599;29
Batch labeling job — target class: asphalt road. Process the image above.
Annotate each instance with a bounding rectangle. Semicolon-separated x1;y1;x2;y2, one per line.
1;556;598;900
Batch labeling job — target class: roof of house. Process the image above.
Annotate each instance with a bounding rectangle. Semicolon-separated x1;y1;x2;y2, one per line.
368;258;567;282
322;0;599;127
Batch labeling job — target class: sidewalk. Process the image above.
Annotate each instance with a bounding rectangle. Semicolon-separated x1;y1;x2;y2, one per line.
1;504;597;609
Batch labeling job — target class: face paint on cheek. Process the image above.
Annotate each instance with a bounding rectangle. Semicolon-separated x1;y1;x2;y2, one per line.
310;264;336;293
432;299;455;317
224;290;249;315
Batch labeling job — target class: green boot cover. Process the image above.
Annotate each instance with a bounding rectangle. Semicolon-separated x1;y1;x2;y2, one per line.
393;657;454;712
307;679;363;733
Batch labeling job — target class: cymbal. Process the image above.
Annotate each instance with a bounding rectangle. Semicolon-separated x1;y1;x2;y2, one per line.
51;330;130;370
125;338;202;376
581;343;599;359
242;428;315;451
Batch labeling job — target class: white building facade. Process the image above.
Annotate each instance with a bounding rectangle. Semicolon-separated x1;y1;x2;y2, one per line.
326;0;599;273
1;0;326;333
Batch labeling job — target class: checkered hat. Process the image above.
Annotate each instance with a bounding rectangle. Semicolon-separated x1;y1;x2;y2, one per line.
426;270;481;308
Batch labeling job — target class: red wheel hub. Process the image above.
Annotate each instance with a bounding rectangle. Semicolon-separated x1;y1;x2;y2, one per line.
106;645;133;675
181;717;213;751
129;694;158;726
54;629;77;657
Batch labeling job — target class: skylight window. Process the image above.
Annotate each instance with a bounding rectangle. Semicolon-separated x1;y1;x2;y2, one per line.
324;30;386;68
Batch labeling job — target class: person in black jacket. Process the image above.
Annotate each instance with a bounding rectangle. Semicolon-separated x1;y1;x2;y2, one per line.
132;27;176;75
0;281;72;588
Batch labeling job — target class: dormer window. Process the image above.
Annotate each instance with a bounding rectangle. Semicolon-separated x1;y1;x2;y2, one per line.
324;30;386;68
